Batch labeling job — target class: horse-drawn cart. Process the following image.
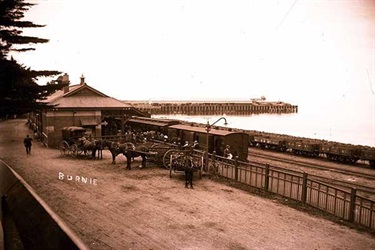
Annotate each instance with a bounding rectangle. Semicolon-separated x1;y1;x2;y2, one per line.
59;126;92;157
148;143;178;167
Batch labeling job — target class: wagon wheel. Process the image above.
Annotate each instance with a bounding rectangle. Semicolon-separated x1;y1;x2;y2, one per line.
149;144;165;163
59;141;70;156
163;149;180;169
70;144;79;157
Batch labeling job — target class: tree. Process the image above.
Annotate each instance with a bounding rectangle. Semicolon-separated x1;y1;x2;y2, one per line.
0;0;66;118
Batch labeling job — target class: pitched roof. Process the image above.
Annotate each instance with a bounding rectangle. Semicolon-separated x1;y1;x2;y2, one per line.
43;84;132;109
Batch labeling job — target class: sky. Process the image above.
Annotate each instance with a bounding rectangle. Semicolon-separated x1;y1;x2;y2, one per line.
11;0;375;107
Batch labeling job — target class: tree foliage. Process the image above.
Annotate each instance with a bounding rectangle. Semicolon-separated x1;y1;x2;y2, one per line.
0;0;66;118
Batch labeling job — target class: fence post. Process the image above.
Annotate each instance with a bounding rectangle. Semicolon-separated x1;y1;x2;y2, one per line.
264;164;270;191
301;172;308;203
349;188;357;222
234;156;239;181
212;151;217;176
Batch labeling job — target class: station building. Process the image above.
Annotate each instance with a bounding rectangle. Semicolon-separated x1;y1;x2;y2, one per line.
33;73;147;148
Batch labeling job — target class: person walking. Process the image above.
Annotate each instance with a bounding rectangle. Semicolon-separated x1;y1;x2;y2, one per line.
24;134;33;155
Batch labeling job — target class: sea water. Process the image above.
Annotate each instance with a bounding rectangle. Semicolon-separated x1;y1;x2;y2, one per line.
152;100;375;147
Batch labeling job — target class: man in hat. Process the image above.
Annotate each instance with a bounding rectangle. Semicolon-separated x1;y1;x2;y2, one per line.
192;140;199;149
23;134;33;155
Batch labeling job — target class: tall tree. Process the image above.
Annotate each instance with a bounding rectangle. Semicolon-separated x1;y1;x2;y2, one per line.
0;0;66;118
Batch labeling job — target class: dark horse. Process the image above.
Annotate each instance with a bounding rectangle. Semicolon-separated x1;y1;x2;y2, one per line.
172;155;200;188
93;139;110;159
108;141;149;170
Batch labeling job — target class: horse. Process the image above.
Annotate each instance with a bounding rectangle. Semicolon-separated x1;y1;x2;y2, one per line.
93;139;111;159
108;141;149;170
76;137;99;159
171;154;200;188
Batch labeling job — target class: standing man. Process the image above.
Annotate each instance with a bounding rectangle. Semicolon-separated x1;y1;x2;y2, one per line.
223;145;232;159
24;134;33;155
192;140;199;149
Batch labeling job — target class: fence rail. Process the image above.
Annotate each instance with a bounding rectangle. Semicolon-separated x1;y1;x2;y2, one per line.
204;152;375;231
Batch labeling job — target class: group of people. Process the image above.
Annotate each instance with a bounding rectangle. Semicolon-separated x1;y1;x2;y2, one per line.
122;130;168;144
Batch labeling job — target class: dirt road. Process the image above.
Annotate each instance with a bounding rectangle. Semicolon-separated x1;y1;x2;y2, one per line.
1;119;374;249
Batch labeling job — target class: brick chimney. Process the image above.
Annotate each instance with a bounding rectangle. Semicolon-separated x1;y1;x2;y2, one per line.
62;73;70;93
80;74;85;85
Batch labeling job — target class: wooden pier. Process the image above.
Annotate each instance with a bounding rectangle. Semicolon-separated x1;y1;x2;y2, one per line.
125;100;298;116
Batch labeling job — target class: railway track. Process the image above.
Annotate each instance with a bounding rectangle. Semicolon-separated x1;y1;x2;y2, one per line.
248;151;375;195
251;151;375;180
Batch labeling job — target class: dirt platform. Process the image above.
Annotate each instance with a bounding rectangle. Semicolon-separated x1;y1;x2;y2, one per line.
1;119;374;249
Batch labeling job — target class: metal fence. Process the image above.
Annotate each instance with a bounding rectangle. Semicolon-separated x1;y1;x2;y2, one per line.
205;152;375;230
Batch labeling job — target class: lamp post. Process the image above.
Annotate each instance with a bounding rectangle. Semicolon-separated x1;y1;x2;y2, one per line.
205;117;228;172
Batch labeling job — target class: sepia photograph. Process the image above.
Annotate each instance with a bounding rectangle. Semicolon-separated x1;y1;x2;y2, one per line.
1;0;374;249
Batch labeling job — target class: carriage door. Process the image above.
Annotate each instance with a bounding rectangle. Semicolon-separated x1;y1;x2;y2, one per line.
214;137;224;156
182;131;195;143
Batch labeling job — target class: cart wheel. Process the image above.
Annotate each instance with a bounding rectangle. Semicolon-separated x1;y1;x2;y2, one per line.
59;141;69;156
71;144;78;157
163;149;179;169
169;164;173;178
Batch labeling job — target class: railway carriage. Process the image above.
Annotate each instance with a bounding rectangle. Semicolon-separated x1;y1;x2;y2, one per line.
166;124;249;162
125;116;180;135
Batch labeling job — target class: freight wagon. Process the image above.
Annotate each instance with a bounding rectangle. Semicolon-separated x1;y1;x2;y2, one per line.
287;140;320;157
248;132;375;168
320;143;361;164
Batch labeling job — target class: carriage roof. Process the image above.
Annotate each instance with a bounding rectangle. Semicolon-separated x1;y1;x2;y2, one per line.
168;124;244;136
61;126;86;139
127;118;171;127
61;126;86;132
127;117;180;127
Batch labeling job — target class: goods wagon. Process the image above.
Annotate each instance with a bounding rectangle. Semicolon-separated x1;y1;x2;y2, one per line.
360;147;375;168
320;144;361;164
287;140;320;157
251;135;287;151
